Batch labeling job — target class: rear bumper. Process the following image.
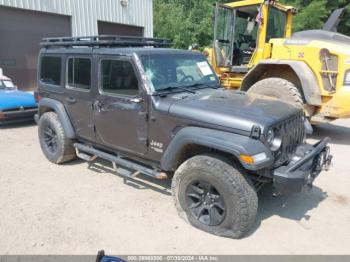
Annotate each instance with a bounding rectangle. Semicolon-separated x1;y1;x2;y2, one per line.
34;114;39;124
0;109;37;124
273;138;332;194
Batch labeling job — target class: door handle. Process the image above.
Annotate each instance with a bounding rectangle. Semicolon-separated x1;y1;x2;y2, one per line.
129;97;143;103
95;102;108;112
66;97;76;104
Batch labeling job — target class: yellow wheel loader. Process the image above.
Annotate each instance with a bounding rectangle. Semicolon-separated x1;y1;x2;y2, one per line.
207;0;350;124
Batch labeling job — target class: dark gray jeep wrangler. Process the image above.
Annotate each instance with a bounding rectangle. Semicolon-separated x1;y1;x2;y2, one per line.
36;36;332;239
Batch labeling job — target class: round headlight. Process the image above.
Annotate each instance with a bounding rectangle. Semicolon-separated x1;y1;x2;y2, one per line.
266;128;282;152
266;129;275;145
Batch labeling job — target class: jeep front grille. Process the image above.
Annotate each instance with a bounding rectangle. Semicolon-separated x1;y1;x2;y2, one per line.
273;112;305;167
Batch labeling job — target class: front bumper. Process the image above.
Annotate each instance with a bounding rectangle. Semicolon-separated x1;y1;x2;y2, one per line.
273;138;332;194
0;108;37;124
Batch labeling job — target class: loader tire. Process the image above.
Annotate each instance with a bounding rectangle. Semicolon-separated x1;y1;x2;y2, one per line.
248;77;304;109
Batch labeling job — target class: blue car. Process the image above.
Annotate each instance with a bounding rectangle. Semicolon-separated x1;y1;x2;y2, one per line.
96;251;126;262
0;69;37;124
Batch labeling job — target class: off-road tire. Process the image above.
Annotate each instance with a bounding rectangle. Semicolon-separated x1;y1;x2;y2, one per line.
248;77;304;109
172;155;258;239
38;112;76;164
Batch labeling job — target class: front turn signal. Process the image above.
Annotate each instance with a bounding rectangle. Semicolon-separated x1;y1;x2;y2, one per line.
240;153;268;165
240;155;255;165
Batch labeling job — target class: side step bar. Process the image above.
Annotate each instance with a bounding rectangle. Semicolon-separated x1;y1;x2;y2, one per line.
74;143;168;180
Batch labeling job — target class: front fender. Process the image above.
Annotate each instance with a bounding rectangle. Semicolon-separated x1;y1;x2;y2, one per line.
38;98;76;139
161;127;273;172
242;60;322;106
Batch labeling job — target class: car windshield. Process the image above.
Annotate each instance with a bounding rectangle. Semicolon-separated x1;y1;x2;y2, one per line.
0;80;16;89
139;53;219;92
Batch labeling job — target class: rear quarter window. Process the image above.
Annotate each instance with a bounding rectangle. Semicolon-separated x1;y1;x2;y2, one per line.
67;57;91;90
40;56;62;86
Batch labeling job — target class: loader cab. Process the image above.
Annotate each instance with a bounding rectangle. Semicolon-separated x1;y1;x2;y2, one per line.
213;0;294;76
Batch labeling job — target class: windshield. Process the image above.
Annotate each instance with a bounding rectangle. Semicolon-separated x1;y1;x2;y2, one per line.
139;54;219;92
0;80;16;89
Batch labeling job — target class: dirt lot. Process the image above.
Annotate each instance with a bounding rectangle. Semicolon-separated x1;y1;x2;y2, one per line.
0;119;350;255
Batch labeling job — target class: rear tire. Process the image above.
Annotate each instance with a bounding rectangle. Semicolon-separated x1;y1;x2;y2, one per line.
248;77;304;109
38;112;76;164
172;155;258;239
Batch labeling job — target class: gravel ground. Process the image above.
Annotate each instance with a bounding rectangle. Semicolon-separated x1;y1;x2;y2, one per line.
0;119;350;255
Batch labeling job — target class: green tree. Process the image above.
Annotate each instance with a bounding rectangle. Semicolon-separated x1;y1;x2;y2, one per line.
336;4;350;36
154;0;230;48
283;0;329;31
282;0;350;34
154;0;350;49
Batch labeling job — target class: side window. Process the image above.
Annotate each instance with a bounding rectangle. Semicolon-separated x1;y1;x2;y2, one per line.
100;59;139;96
67;57;91;90
266;8;287;42
40;56;62;86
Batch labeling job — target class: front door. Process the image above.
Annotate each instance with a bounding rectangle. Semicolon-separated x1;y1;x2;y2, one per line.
63;55;95;141
213;3;235;67
94;56;148;155
214;3;260;67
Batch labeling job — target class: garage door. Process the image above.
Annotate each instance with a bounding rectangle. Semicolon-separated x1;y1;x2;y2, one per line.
0;6;71;91
98;21;144;37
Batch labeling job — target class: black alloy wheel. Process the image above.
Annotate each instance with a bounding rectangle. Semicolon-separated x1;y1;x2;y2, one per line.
43;125;58;154
185;180;226;226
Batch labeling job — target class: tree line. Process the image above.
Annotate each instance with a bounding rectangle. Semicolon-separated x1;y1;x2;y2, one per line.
154;0;350;48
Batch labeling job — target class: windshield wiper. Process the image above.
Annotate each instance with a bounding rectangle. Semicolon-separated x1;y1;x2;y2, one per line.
184;83;221;90
152;83;221;97
154;85;196;96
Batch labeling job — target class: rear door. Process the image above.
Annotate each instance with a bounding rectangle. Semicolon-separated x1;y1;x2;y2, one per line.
93;55;149;155
63;55;95;141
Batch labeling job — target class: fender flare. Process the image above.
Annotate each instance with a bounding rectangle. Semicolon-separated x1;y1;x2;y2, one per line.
241;60;322;106
38;98;76;139
160;127;273;172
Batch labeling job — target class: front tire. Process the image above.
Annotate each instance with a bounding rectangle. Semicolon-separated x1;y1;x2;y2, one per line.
38;112;76;164
172;155;258;239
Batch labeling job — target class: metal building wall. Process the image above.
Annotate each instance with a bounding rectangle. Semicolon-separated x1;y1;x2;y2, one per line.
0;0;153;37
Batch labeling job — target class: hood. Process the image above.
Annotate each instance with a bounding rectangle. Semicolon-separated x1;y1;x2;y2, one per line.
166;89;300;133
292;30;350;47
0;89;37;110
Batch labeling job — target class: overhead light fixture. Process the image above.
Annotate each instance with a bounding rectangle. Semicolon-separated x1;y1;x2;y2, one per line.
120;0;128;7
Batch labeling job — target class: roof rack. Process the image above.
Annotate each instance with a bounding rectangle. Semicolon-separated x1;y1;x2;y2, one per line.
40;35;172;48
